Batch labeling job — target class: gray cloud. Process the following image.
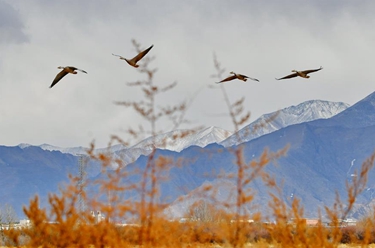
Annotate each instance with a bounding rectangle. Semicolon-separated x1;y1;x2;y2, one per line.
0;1;28;44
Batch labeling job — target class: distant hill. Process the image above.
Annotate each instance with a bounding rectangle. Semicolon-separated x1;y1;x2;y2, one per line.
0;146;79;218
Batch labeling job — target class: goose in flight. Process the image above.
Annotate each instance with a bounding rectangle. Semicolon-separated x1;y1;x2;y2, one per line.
112;44;154;68
276;66;323;80
50;66;87;88
216;71;259;84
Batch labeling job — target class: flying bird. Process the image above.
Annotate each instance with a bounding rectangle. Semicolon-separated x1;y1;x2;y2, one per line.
50;66;87;88
276;66;323;80
112;44;154;68
216;71;259;84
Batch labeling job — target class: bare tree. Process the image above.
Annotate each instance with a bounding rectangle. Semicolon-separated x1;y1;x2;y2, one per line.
186;199;229;223
114;39;199;245
0;204;18;245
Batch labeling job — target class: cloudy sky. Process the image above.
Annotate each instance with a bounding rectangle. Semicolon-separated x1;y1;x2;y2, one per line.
1;0;375;148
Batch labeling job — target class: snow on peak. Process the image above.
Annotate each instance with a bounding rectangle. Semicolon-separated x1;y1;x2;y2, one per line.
113;126;232;166
18;143;31;149
187;126;232;148
131;126;232;152
220;100;349;147
39;144;89;156
280;100;350;120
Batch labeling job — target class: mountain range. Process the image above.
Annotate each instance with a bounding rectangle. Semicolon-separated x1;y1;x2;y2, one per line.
4;95;375;220
17;100;349;164
220;100;349;147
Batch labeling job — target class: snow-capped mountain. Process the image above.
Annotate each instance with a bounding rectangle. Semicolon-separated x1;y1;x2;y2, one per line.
114;126;232;166
18;127;231;158
220;100;349;147
131;126;232;152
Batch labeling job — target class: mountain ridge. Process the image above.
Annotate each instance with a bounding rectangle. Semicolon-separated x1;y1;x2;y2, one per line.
221;99;349;147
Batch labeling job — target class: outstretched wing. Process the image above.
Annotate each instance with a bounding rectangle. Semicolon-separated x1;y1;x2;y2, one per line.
130;44;154;63
275;72;298;80
50;70;68;88
216;75;236;83
248;77;259;82
75;68;87;74
302;66;323;75
112;53;126;60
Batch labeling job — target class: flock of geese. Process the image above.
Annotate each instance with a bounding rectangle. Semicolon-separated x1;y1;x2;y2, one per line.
49;44;323;88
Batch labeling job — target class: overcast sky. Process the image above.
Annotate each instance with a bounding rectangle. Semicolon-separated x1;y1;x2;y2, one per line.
1;0;375;148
